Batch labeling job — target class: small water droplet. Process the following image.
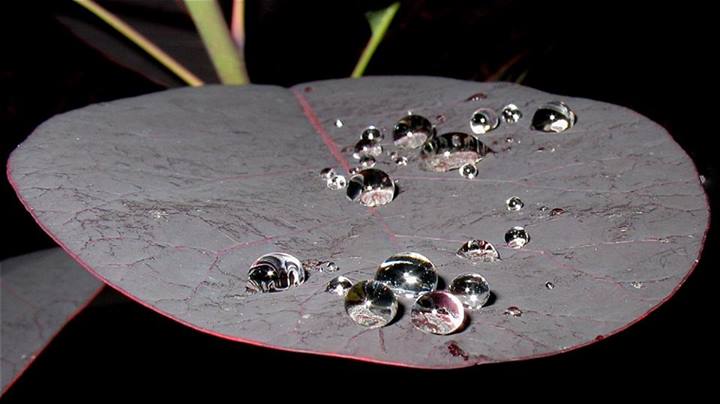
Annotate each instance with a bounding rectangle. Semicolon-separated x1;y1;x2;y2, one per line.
550;207;565;216
545;281;555;290
246;253;306;293
699;175;707;186
411;291;465;335
359;155;376;168
505;226;530;249
326;276;353;296
470;108;500;135
393;114;434;149
506;137;514;143
631;281;643;289
531;101;577;133
344;280;398;328
504;306;522;317
420;132;492;172
375;252;438;299
501;104;523;124
335;119;344;128
449;273;491;310
506;196;524;211
149;209;168;220
465;92;487;101
319;167;335;179
389;151;409;166
352;139;383;160
456;239;500;263
435;114;447;124
360;126;384;142
459;162;478;179
326;174;347;190
346;168;395;207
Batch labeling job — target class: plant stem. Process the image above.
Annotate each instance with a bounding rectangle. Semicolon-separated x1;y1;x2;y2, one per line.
73;0;203;87
184;0;248;85
351;2;400;78
231;0;245;49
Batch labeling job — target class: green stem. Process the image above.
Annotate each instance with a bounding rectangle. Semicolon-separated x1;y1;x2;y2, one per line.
74;0;203;86
351;2;400;78
231;0;245;48
184;0;249;85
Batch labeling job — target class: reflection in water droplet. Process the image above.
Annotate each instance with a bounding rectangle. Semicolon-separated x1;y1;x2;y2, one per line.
531;101;577;133
470;108;500;134
411;291;465;335
459;162;477;179
359;155;376;168
361;126;384;142
550;208;565;216
346;168;395;207
344;280;398;328
393;114;434;149
501;104;523;124
631;281;643;289
420;132;492;172
545;281;555;290
246;253;305;293
326;276;353;296
389;151;408;166
465;92;487;101
449;274;490;310
375;252;438;299
335;119;344;128
352;139;383;160
320;167;335;180
506;196;524;211
505;226;530;248
456;240;500;263
349;167;361;176
504;306;522;317
326;174;347;190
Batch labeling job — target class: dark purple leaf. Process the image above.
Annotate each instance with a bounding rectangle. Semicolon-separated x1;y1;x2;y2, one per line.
6;77;708;368
1;249;103;394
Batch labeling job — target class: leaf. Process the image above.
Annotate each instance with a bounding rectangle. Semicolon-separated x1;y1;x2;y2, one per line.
1;249;103;394
6;77;708;369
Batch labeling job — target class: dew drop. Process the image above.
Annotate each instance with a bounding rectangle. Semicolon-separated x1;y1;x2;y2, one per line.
352;139;383;160
470;108;500;134
545;281;555;290
449;273;491;310
335;119;344;128
531;101;577;133
435;114;447;124
319;167;335;180
326;276;353;296
359;155;376;168
465;92;487;101
411;291;465;335
505;226;530;249
504;306;522;317
360;126;384;142
375;252;438;299
326;174;347;190
456;239;500;263
392;114;434;149
459;162;478;179
344;280;398;328
420;132;492;172
346;168;395;207
506;196;524;211
389;151;409;166
550;208;566;216
246;253;306;293
501;104;523;124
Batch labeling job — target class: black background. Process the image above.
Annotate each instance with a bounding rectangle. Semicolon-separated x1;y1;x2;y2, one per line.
1;0;716;398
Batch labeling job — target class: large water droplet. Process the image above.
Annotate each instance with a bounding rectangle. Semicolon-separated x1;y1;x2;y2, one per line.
246;253;305;293
449;273;491;310
505;226;530;248
359;155;376;168
531;101;577;133
392;114;434;149
361;126;384;142
326;276;353;296
410;291;465;335
346;168;395;207
352;139;383;160
506;196;524;211
456;240;500;263
470;108;500;134
320;167;335;180
501;104;523;124
344;280;398;328
326;174;347;190
375;252;438;299
459;162;478;179
420;132;492;172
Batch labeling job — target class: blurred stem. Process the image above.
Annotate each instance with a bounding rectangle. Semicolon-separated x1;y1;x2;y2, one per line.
73;0;203;86
184;0;248;85
351;2;400;78
231;0;245;49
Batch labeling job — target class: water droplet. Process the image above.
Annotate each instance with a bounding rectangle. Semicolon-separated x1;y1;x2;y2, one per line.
465;92;487;101
352;139;383;160
505;226;530;248
506;196;524;211
456;240;500;263
375;252;438;299
449;273;491;310
389;151;408;166
411;291;465;335
246;253;306;293
149;209;168;220
470;108;500;134
304;86;312;93
420;132;492;172
320;167;335;180
501;104;523;124
326;276;353;296
320;261;338;272
506;137;514;143
459;162;477;179
531;101;577;133
346;168;395;207
344;280;398;328
326;174;347;190
631;281;643;289
359;155;376;168
392;114;434;149
504;306;522;317
545;281;555;290
335;119;344;128
435;114;446;124
550;208;565;216
360;126;384;142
